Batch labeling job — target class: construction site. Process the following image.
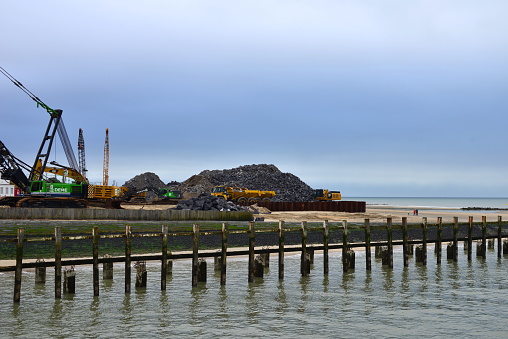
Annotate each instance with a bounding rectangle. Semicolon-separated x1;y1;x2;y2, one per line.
0;67;364;215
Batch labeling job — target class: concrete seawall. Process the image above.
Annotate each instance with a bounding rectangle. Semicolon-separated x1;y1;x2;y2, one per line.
0;207;253;221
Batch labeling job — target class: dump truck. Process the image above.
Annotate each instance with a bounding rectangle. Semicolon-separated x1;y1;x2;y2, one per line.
313;189;342;201
211;186;276;204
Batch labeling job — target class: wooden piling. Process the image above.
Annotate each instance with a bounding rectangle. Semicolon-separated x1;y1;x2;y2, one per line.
254;255;264;278
125;225;132;293
192;224;199;287
415;245;424;263
421;217;427;266
365;219;371;271
103;254;113;280
497;216;502;258
342;220;349;272
344;250;355;271
93;227;99;296
260;251;270;267
63;266;76;294
387;218;393;269
197;259;207;282
446;242;454;260
468;216;473;261
503;239;508;255
301;221;309;276
476;241;484;258
323;220;329;275
14;228;24;302
55;226;62;299
221;223;227;286
482;216;487;259
35;258;46;284
248;221;255;283
436;217;442;265
161;225;168;290
278;220;284;280
402;217;408;267
134;261;147;288
452;217;458;262
381;247;389;266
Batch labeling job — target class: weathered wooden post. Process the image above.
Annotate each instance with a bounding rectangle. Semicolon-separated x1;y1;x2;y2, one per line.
452;217;458;262
134;261;147;288
278;220;284;280
93;227;99;296
481;216;487;259
161;225;168;291
63;266;76;294
387;218;393;269
436;217;442;265
503;239;508;255
497;216;502;258
301;221;310;276
55;226;62;299
476;241;484;258
446;242;454;260
381;246;389;266
248;221;255;283
488;239;495;249
468;216;473;261
125;225;132;293
35;258;46;284
260;248;270;267
307;247;314;265
342;220;354;272
402;217;409;267
421;217;427;265
197;259;207;282
323;220;329;275
375;245;383;258
14;228;24;302
254;255;264;278
221;222;228;286
415;245;424;263
192;224;199;287
365;219;371;271
103;254;113;280
214;252;222;271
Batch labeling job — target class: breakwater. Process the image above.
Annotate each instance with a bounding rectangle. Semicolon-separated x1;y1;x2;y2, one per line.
2;215;507;303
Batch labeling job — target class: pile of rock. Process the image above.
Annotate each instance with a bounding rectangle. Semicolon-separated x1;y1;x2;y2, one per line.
174;194;246;211
123;172;166;192
179;164;315;202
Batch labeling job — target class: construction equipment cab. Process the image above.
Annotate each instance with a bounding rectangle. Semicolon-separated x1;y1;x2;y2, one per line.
314;189;342;201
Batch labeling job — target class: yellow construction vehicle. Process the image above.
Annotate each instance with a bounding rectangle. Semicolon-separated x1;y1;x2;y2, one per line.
211;186;276;204
314;189;342;201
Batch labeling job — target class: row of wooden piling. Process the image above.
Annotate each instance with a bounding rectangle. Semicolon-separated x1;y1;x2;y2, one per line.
7;216;508;302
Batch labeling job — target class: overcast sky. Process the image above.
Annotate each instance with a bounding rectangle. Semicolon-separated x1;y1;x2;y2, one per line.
2;1;507;197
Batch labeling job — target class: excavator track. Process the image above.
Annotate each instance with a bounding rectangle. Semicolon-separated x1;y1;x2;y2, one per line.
0;196;123;209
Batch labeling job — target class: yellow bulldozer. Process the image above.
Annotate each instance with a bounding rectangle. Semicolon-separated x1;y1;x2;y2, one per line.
211;186;276;204
314;189;342;201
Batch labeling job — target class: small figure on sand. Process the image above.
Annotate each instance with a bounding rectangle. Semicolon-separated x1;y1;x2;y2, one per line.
413;209;419;215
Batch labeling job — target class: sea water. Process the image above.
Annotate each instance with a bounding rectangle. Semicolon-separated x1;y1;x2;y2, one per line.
1;245;507;338
347;197;508;210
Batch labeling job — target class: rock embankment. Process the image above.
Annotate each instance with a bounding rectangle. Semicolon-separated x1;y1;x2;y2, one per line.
174;194;245;211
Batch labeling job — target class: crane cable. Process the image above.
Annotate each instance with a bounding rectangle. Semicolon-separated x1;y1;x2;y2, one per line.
0;66;57;115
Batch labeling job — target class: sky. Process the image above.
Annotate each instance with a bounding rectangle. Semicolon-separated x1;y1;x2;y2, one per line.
1;1;508;197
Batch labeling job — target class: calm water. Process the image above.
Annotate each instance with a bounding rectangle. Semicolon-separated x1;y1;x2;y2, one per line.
1;245;507;338
348;197;508;210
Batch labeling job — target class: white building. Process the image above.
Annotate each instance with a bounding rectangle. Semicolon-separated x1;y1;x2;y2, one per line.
0;179;15;197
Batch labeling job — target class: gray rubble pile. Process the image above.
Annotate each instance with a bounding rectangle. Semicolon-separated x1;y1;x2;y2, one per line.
123;172;167;192
175;194;246;211
181;164;315;202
